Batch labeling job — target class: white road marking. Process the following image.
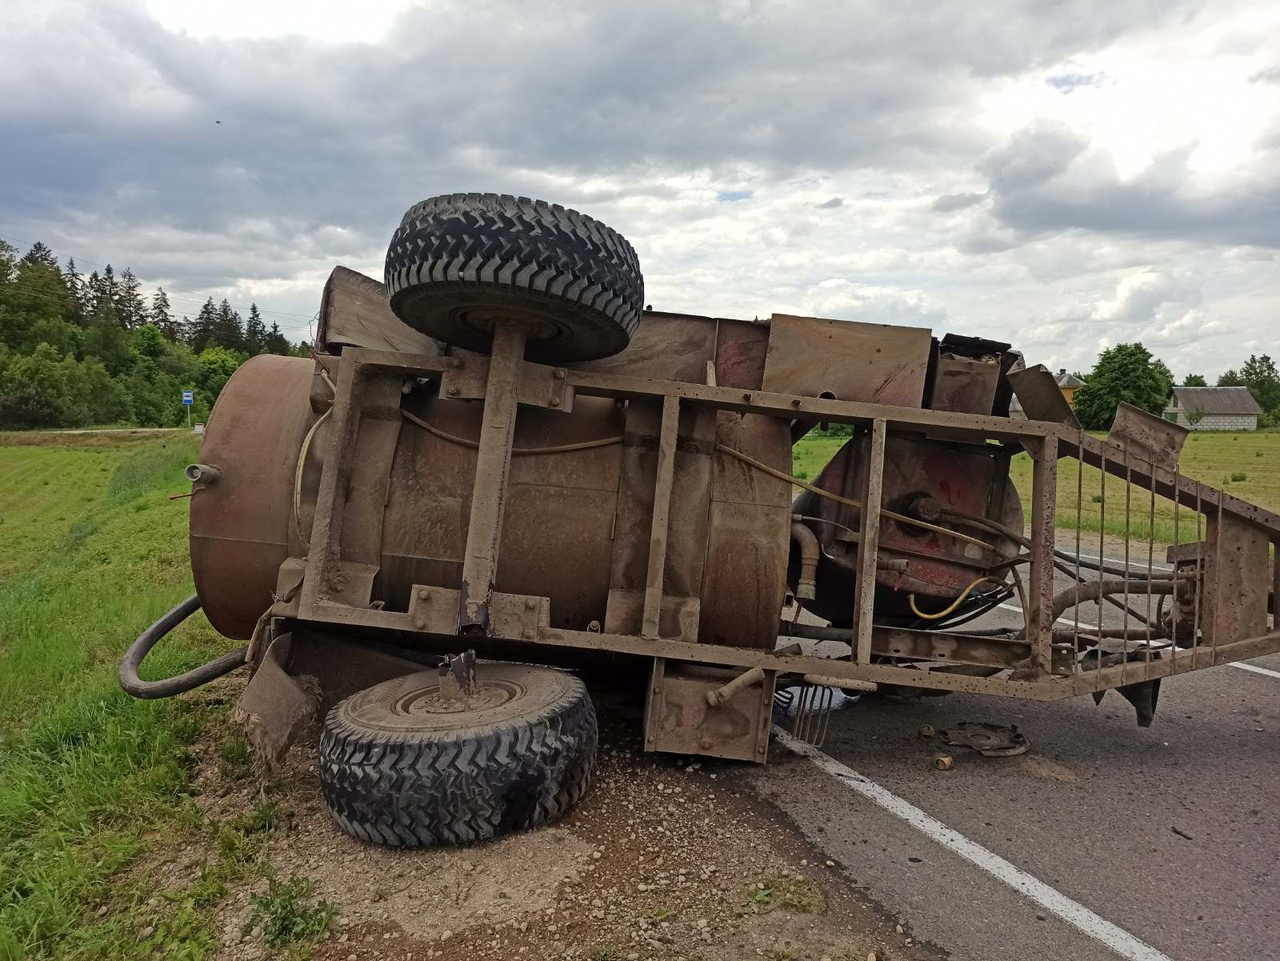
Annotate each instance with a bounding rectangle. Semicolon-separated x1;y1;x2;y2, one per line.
775;729;1177;961
1231;661;1280;680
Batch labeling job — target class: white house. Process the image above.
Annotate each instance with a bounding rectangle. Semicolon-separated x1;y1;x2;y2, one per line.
1162;387;1262;431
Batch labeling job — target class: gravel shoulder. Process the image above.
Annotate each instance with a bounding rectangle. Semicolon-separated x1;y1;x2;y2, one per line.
185;690;941;961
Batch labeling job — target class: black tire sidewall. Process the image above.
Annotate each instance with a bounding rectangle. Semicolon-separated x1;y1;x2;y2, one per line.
319;664;597;847
384;193;643;363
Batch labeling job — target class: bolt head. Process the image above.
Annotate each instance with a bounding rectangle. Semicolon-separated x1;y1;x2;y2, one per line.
550;397;561;407
447;386;459;396
449;358;462;369
553;369;566;380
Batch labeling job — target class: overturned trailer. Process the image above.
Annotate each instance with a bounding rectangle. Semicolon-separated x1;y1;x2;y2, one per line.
122;194;1280;847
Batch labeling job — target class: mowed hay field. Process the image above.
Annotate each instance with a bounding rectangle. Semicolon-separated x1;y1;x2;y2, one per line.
0;434;275;960
793;430;1280;545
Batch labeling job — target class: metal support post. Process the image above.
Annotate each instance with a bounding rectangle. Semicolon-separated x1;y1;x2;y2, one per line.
851;418;887;662
458;322;529;633
642;395;680;638
1027;434;1059;673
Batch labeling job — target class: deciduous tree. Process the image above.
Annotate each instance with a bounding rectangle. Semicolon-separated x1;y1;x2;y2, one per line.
1073;343;1171;430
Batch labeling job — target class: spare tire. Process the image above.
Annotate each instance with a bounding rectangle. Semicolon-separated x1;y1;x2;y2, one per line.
384;193;643;363
318;663;597;847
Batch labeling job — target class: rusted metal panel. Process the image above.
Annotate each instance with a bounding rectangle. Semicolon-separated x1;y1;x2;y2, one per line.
604;590;700;641
762;313;931;406
644;659;775;762
573;312;718;384
316;266;444;356
1008;364;1081;428
714;318;770;391
1203;512;1271;644
930;352;1002;415
1108;402;1189;471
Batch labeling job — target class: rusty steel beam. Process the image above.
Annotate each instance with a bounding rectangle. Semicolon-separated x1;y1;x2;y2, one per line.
642;396;680;638
564;368;1058;442
1027;435;1059;674
299;352;364;620
851;418;886;662
458;323;528;633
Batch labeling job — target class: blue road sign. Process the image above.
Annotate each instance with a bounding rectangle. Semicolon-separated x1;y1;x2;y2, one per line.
182;390;194;406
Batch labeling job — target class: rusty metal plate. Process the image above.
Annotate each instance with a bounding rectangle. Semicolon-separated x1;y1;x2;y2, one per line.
1108;402;1188;471
644;659;775;762
573;312;719;384
316;266;445;356
604;589;700;641
762;313;931;405
930;352;1001;415
1008;365;1080;428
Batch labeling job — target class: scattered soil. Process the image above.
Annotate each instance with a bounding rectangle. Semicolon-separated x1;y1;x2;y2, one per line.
191;693;943;961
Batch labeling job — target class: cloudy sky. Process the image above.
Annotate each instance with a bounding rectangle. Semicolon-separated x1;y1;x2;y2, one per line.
2;0;1278;378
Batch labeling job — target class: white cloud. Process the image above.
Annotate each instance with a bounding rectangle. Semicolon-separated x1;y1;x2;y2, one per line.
0;0;1276;381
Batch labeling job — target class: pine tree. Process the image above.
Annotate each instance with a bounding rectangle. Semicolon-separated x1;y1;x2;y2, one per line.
243;303;266;355
262;321;291;355
88;265;119;318
21;242;58;269
188;298;219;353
150;287;178;340
211;299;244;352
62;257;90;326
117;268;146;329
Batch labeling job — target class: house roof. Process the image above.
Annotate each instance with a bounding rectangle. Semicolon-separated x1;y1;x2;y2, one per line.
1054;368;1084;389
1168;386;1262;416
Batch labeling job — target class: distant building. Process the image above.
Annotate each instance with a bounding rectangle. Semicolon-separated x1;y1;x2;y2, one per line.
1162;386;1261;431
1007;368;1083;419
1055;368;1084;407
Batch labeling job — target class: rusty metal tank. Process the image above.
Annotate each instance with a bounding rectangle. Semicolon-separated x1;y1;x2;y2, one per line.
191;268;794;651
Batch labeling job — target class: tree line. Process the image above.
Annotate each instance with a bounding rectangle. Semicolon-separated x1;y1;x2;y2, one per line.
0;240;310;428
1072;343;1280;430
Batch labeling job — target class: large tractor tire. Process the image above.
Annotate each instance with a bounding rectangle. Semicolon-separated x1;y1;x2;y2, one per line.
318;663;597;847
384;193;643;363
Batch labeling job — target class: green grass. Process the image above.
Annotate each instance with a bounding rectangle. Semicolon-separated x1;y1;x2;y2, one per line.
244;876;336;950
0;435;263;960
794;430;1280;546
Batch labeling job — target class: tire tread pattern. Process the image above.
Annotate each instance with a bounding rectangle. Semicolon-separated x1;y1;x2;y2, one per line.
384;193;643;353
318;671;597;848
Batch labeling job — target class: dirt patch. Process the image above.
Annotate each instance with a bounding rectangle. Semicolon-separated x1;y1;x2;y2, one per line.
195;702;941;961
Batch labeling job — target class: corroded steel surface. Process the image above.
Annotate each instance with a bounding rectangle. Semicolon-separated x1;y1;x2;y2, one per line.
190;355;316;639
191;263;1280;760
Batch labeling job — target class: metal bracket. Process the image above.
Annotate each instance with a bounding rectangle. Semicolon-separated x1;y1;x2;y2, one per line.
438;356;575;412
409;585;549;640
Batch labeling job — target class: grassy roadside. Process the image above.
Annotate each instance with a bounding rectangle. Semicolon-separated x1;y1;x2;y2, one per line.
0;436;254;960
793;430;1280;544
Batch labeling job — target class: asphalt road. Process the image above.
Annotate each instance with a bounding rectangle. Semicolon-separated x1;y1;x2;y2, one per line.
745;559;1280;961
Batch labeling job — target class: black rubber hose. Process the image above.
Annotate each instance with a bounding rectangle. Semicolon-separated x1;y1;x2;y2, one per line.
119;594;249;699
